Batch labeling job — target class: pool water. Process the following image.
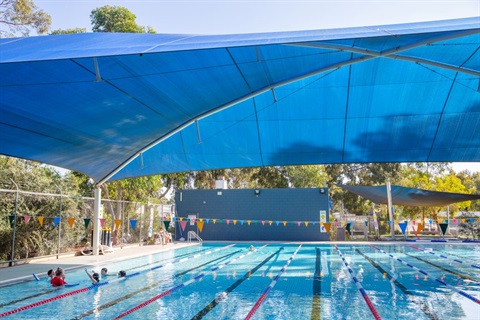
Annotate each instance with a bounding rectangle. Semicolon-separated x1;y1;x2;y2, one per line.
0;243;479;319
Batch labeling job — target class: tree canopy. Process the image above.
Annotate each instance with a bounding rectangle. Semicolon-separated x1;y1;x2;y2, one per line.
90;5;155;33
0;0;51;37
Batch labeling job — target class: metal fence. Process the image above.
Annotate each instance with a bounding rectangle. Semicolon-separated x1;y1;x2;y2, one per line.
0;187;174;266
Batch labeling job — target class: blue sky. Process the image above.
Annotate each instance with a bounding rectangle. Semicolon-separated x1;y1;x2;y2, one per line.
37;0;480;35
37;0;480;174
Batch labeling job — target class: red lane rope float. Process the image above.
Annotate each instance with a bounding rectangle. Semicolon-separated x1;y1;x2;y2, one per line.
371;245;480;305
114;244;269;319
0;244;236;318
333;244;382;320
244;244;302;320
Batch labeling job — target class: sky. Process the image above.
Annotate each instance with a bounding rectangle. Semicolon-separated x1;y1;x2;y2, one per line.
36;0;480;174
36;0;480;35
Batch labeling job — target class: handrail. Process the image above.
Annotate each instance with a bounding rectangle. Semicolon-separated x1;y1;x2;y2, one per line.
187;231;203;243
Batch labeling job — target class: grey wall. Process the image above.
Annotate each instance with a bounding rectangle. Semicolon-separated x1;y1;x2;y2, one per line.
174;188;330;241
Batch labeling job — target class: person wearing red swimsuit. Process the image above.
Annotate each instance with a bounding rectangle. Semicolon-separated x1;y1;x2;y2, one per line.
50;267;67;287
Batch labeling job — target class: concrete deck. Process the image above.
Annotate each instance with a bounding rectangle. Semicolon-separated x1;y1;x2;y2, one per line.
0;242;198;287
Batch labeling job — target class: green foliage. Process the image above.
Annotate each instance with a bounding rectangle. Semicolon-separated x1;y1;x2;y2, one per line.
90;5;155;33
0;0;51;37
50;27;86;34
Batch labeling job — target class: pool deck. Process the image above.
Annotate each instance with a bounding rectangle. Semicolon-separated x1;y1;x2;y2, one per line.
0;242;198;287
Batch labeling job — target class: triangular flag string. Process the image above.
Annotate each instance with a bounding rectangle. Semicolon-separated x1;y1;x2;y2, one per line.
197;220;204;232
38;216;44;227
68;217;75;228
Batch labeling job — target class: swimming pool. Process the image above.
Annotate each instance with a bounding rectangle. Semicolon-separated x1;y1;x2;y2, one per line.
0;243;479;319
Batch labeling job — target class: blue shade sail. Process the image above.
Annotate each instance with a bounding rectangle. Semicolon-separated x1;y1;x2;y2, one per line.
339;184;480;207
0;17;479;184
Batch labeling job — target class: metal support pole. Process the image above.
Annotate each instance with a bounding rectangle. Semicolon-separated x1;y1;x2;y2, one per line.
121;202;124;249
54;184;63;259
386;180;395;240
92;187;102;255
139;204;143;246
9;179;19;267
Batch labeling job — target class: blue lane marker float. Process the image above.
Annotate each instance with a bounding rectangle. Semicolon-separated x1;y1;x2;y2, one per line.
114;244;269;319
244;245;302;320
406;244;480;270
0;243;236;318
371;245;480;305
333;245;382;320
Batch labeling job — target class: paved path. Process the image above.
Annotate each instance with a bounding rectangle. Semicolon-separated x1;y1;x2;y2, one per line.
0;242;198;287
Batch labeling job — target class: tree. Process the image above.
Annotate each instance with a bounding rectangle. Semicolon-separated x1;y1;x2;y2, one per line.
0;0;51;37
90;5;155;33
50;27;86;35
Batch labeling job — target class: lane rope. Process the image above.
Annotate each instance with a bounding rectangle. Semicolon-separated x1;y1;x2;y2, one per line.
1;247;210;308
0;244;236;318
370;245;480;305
191;247;284;320
244;245;302;320
114;244;268;319
406;244;480;270
72;249;241;320
333;245;382;320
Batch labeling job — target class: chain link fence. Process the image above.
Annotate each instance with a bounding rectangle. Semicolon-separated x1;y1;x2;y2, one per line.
0;188;174;266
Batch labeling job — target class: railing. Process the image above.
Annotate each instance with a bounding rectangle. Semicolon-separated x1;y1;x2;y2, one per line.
187;231;203;243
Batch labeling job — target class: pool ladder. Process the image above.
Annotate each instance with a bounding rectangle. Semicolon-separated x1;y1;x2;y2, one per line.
188;231;203;243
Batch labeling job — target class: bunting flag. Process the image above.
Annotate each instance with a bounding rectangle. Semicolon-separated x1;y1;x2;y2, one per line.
130;219;137;231
380;221;384;226
364;221;368;226
247;220;251;226
179;217;183;221
276;221;279;226
324;222;331;233
304;221;309;227
23;215;30;225
53;217;60;227
115;219;122;230
453;219;457;224
261;221;265;226
179;220;187;231
205;219;210;224
398;222;408;235
99;218;105;228
226;219;230;224
429;219;433;225
83;218;91;229
283;221;287;226
470;218;474;223
269;221;273;226
68;218;75;228
8;215;15;228
462;219;466;223
417;223;424;233
197;221;204;232
164;221;170;230
297;221;301;227
233;220;237;225
199;218;203;222
334;221;338;226
38;216;44;227
213;219;217;224
439;223;449;236
240;220;244;226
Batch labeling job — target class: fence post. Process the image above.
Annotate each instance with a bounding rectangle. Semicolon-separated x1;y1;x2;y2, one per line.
9;179;19;267
54;184;63;259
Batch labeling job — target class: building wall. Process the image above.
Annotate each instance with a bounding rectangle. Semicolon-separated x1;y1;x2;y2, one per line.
174;188;330;241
